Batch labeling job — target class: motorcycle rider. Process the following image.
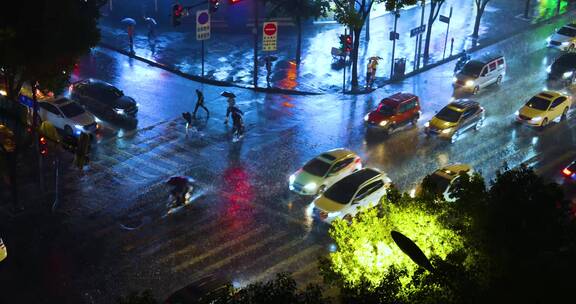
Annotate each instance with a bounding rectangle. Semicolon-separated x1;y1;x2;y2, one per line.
454;50;471;73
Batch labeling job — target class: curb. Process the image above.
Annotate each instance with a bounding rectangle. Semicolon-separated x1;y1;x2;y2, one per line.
100;8;575;97
98;43;323;96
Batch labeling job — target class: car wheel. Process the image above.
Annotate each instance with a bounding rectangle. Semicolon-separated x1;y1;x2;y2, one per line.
472;86;480;95
64;125;74;136
475;118;484;130
561;107;569;121
540;118;549;129
411;114;419;126
570;44;575;51
496;75;502;85
317;185;326;195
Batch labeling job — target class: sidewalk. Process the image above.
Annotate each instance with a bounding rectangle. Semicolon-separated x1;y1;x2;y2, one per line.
99;0;572;94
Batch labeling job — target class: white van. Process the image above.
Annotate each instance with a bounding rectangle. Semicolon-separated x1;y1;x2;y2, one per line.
453;54;506;94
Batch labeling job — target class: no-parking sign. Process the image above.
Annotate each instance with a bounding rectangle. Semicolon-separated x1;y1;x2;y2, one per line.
263;22;277;51
196;10;210;40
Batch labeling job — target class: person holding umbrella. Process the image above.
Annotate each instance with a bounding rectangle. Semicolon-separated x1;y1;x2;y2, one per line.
222;91;244;139
144;17;157;42
121;18;136;54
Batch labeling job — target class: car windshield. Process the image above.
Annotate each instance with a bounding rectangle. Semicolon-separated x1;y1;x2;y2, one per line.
526;97;551;110
460;61;484;77
435;107;462;123
303;158;331;177
427;173;451;195
378;104;395;115
94;85;123;100
558;26;576;37
60;102;86;117
323;182;356;204
552;54;576;71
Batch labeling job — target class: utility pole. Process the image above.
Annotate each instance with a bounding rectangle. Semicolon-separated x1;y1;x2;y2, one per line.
417;0;426;69
253;0;259;88
390;10;400;79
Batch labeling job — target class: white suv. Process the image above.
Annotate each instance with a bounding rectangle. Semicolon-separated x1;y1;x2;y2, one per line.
547;23;576;51
38;97;98;137
312;168;391;223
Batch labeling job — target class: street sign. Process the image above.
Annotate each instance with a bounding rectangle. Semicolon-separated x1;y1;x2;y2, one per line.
439;14;450;23
263;22;278;51
389;31;399;41
196;10;210;40
410;24;426;37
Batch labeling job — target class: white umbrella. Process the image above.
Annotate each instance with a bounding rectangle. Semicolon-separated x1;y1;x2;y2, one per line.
121;18;136;26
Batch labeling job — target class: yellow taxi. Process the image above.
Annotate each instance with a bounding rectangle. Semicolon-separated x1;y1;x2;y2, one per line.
424;99;485;143
0;238;7;262
515;91;571;128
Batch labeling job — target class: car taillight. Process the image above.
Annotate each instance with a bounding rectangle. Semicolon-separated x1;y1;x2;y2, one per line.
562;168;572;176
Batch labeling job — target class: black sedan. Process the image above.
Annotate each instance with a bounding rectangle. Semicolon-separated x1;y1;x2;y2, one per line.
69;79;138;120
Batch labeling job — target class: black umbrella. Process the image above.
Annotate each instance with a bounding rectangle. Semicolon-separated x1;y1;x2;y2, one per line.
221;91;236;98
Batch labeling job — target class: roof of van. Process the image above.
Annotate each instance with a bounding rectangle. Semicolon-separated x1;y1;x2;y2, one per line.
475;53;504;64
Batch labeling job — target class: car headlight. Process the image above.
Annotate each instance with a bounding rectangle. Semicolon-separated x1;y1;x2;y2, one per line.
327;211;341;218
546;66;552;74
379;120;388;127
562;41;570;46
304;182;317;192
465;80;474;87
424;122;430;128
546;37;552;43
441;127;453;134
115;108;125;115
364;114;370;122
530;116;543;122
514;110;520;116
289;174;296;184
74;124;83;130
563;71;573;79
452;76;458;83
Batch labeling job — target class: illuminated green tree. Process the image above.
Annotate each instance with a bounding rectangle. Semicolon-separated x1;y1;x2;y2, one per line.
319;187;489;303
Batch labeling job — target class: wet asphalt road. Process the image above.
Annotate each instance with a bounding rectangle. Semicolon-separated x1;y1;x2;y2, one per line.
4;12;576;303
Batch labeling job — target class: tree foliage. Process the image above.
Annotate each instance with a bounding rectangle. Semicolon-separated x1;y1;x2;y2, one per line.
267;0;331;64
331;0;417;88
319;187;484;303
0;0;104;99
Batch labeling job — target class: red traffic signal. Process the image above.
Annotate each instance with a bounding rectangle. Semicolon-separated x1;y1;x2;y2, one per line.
172;4;183;26
339;34;352;52
39;136;48;156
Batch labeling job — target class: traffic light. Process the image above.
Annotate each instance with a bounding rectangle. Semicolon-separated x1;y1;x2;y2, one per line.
172;4;183;26
210;0;220;13
39;136;48;156
339;34;352;53
74;132;91;169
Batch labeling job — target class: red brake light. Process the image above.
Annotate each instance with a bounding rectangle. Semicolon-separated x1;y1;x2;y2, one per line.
40;137;47;145
562;168;572;176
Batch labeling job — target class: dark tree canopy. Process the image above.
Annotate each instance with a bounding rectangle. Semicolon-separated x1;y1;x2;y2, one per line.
0;0;104;99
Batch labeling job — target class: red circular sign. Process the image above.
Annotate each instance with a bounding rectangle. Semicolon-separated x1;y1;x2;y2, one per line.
264;23;277;36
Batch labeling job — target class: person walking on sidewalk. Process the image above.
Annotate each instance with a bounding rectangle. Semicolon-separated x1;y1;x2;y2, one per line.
193;89;209;118
127;24;135;54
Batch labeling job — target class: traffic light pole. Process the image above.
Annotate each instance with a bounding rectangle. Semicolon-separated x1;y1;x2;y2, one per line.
201;40;205;77
253;0;259;88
